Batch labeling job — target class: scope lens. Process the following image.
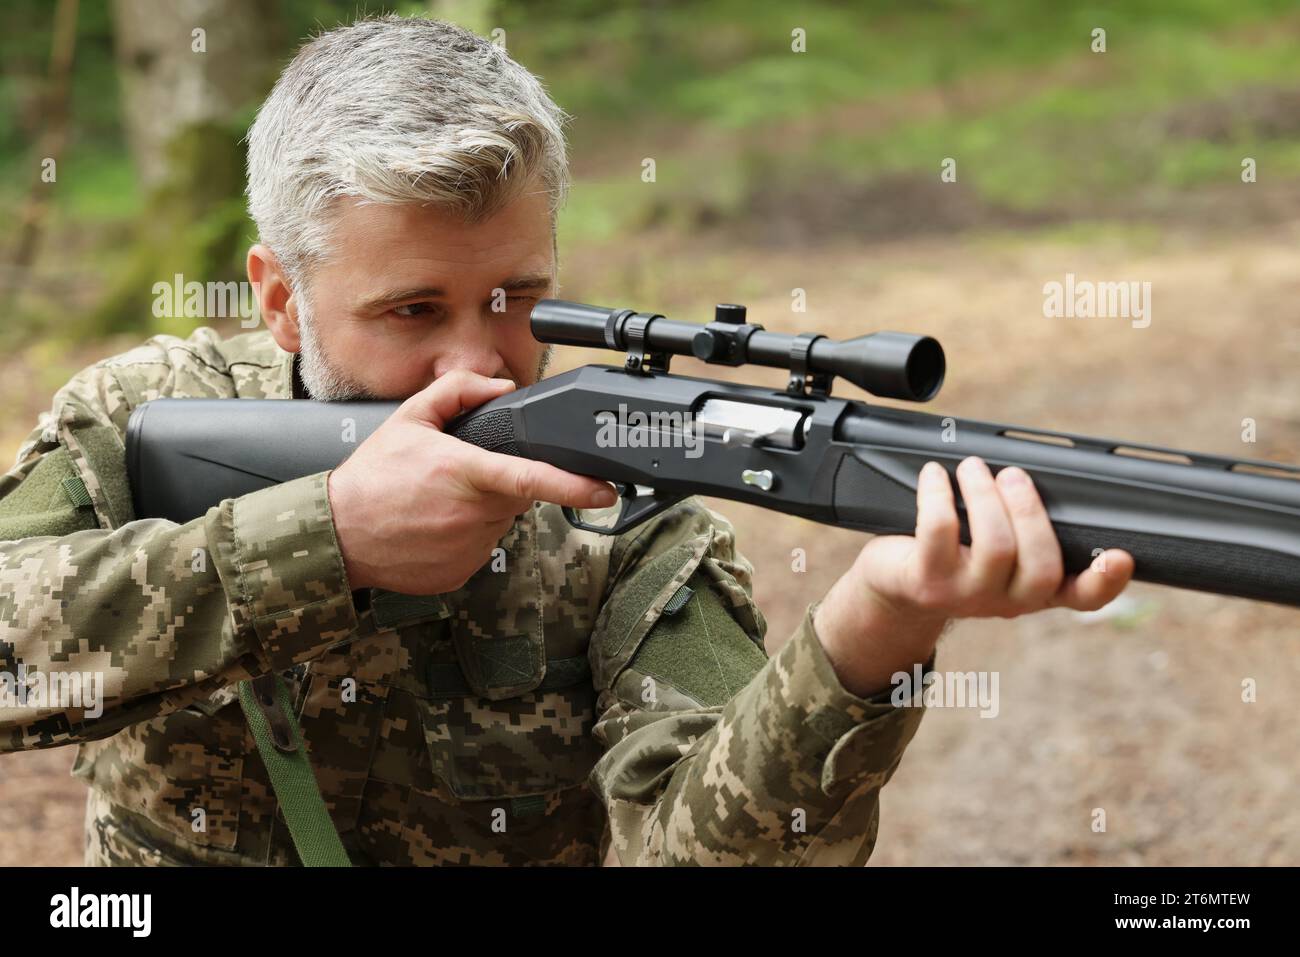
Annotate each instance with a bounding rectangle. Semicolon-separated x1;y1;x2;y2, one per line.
906;338;946;400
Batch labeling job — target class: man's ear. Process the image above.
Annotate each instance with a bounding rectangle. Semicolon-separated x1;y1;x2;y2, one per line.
247;245;301;353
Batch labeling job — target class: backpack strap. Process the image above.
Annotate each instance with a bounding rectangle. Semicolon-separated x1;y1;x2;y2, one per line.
238;674;352;867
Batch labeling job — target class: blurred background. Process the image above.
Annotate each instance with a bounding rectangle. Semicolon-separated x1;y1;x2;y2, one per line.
2;0;1298;866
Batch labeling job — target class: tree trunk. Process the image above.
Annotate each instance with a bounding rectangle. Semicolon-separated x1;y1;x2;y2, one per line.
111;0;277;187
0;0;79;313
91;0;281;334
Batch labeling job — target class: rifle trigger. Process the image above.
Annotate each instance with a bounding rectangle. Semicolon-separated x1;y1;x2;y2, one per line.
562;483;682;535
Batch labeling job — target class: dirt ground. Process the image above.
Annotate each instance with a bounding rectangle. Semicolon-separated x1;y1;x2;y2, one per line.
689;223;1300;866
2;218;1298;865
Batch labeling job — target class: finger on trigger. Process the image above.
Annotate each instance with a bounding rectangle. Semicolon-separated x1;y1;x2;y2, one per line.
467;449;615;509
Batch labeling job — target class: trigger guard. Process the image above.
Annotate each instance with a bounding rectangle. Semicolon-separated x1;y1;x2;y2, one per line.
562;483;681;535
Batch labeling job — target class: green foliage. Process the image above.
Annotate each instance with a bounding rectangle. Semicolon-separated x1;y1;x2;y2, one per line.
1;0;1298;345
84;120;252;338
806;23;1300;213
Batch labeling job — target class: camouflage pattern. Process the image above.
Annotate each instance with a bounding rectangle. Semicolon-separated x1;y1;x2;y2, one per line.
0;327;928;866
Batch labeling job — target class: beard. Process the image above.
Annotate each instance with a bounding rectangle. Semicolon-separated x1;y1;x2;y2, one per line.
294;293;555;402
296;294;377;401
534;343;554;380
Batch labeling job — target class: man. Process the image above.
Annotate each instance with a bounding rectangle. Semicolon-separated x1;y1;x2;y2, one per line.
0;15;1133;866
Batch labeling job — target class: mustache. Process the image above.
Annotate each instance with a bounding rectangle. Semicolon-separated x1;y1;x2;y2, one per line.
297;331;552;401
389;349;554;401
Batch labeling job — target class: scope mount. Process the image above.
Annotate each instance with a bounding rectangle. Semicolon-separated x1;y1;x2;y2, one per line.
626;303;835;397
785;332;832;397
618;309;671;375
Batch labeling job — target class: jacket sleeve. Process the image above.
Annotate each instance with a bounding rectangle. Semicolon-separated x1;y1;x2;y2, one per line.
0;360;359;751
587;499;929;866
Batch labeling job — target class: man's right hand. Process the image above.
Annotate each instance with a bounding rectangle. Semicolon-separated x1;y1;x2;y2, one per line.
326;369;617;594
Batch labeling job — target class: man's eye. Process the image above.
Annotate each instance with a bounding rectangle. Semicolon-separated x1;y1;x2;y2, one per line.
393;302;434;317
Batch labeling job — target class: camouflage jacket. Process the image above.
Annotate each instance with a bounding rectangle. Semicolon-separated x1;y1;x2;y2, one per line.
0;327;927;866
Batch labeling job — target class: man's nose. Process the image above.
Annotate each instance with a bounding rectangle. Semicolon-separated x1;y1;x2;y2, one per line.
430;312;509;380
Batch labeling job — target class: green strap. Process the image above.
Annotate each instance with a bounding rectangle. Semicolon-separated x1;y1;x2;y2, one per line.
238;676;352;867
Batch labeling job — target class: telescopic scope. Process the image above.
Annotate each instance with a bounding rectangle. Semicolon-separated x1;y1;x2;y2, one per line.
530;299;945;401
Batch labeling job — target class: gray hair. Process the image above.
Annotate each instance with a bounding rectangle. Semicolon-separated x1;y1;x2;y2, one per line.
245;14;571;287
